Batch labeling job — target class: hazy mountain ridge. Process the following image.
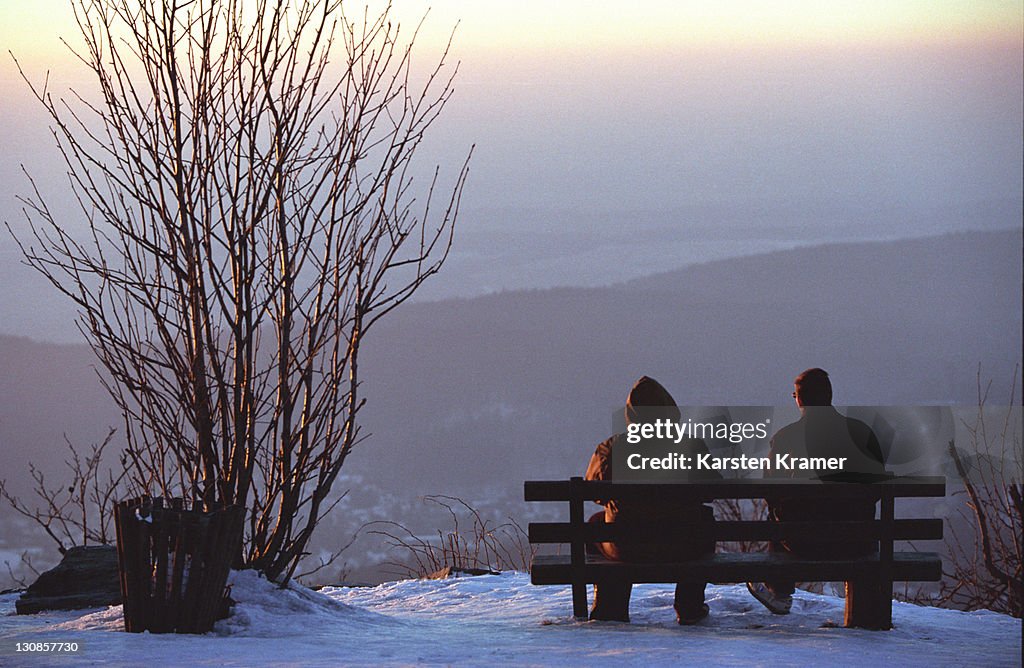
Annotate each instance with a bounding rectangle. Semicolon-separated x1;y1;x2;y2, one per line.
355;228;1021;489
1;227;1020;584
1;228;1020;497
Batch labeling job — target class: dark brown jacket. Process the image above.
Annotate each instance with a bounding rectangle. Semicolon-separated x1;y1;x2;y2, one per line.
584;376;718;561
767;406;887;555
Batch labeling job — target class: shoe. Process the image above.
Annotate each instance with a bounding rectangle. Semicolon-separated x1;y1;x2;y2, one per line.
677;603;710;625
746;582;792;615
589;608;630;623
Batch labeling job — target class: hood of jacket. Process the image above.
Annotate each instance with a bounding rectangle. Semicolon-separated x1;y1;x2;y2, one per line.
624;376;681;425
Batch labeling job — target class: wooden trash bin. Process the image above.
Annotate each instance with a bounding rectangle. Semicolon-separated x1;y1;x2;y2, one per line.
114;496;244;633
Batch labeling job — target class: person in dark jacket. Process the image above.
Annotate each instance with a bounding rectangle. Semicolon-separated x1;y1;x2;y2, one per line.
747;368;887;614
585;376;719;624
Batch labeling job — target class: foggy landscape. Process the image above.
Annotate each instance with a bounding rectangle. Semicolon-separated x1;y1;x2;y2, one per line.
2;227;1020;584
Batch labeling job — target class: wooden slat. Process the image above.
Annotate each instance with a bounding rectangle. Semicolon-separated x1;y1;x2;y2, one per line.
169;512;187;632
179;514;203;633
196;510;216;628
153;499;169;625
530;552;943;585
528;518;943;544
525;477;945;503
525;480;571;501
114;500;136;632
878;493;896;629
568;478;587;619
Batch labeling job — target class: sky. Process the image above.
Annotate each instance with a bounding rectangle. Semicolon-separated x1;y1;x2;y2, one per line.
0;1;1021;337
8;1;1018;56
2;1;1021;210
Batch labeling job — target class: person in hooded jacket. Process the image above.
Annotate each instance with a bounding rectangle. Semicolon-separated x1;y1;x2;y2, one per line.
584;376;720;625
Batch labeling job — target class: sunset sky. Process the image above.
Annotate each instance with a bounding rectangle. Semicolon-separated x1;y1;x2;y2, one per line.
2;1;1020;57
4;1;1019;216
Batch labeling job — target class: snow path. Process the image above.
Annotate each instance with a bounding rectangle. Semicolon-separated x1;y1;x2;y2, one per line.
1;571;1019;667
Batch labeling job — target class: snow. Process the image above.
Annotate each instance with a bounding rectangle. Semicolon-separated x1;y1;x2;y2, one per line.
1;571;1019;667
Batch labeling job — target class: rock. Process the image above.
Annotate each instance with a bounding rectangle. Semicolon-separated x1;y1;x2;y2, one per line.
15;545;121;614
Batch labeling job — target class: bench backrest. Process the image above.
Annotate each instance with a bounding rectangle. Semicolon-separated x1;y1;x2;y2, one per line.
525;476;945;580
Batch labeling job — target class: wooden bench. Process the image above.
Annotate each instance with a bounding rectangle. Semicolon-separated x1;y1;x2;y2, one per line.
525;476;945;629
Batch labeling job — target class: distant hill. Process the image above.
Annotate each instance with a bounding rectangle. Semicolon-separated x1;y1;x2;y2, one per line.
0;336;117;494
353;228;1022;491
0;228;1020;501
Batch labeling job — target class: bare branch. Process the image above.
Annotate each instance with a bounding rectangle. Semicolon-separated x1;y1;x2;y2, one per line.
9;0;470;583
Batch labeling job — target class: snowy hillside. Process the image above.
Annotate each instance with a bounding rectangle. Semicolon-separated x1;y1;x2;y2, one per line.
1;571;1020;667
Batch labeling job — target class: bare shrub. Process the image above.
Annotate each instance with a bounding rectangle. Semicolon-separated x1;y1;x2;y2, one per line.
713;497;768;554
368;496;535;579
893;371;1022;616
2;551;42;591
0;428;131;554
939;372;1022;617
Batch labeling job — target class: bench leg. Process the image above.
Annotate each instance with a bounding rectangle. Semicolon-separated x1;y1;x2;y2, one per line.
572;582;588;620
845;578;892;630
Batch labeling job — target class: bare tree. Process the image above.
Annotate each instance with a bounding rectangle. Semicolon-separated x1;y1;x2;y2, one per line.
941;371;1022;617
9;0;471;583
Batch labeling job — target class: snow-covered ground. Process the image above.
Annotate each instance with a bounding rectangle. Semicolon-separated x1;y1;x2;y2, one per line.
1;571;1019;667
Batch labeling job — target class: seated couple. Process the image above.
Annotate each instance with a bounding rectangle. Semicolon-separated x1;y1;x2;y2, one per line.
584;369;886;625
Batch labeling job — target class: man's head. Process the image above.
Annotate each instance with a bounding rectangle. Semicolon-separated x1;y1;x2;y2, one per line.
625;376;680;425
793;368;832;408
